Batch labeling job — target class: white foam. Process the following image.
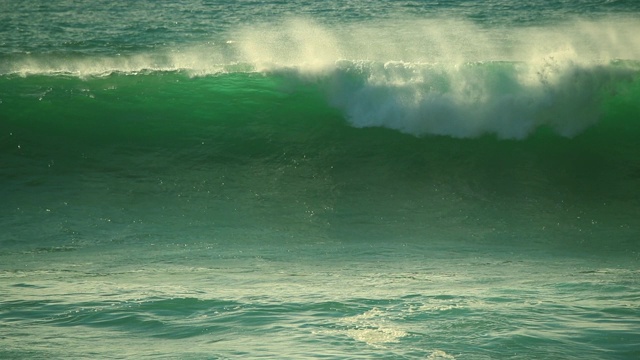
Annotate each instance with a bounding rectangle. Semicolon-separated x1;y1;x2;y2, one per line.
324;58;638;139
3;50;233;78
339;308;408;345
229;16;639;138
427;350;456;359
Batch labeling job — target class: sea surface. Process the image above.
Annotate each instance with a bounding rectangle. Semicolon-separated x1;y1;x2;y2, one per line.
1;1;640;359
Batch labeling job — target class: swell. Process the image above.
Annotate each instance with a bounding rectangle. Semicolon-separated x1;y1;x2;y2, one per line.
1;61;639;148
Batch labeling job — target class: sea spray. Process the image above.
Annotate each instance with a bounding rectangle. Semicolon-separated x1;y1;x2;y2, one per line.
323;59;638;138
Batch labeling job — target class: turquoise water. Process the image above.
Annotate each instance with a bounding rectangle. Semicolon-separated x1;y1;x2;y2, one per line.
1;1;640;359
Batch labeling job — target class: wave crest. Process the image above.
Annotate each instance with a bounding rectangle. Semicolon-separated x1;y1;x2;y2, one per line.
323;59;637;139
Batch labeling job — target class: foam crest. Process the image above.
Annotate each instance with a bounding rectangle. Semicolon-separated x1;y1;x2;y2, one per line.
1;49;234;78
226;16;639;138
325;59;638;139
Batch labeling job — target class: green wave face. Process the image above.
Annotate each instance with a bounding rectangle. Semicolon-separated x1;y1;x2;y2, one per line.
1;62;639;252
1;14;639;253
2;60;639;134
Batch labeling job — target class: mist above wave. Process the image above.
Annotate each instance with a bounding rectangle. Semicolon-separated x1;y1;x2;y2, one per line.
234;16;639;139
4;16;639;75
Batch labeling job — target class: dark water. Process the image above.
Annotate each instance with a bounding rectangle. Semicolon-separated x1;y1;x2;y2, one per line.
1;1;640;359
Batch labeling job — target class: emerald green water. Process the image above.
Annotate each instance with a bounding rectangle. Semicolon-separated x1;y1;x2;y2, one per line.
1;1;640;359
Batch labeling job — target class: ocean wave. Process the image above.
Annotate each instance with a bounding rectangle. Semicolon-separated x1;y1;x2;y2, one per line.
1;59;638;141
2;17;639;139
323;59;638;139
